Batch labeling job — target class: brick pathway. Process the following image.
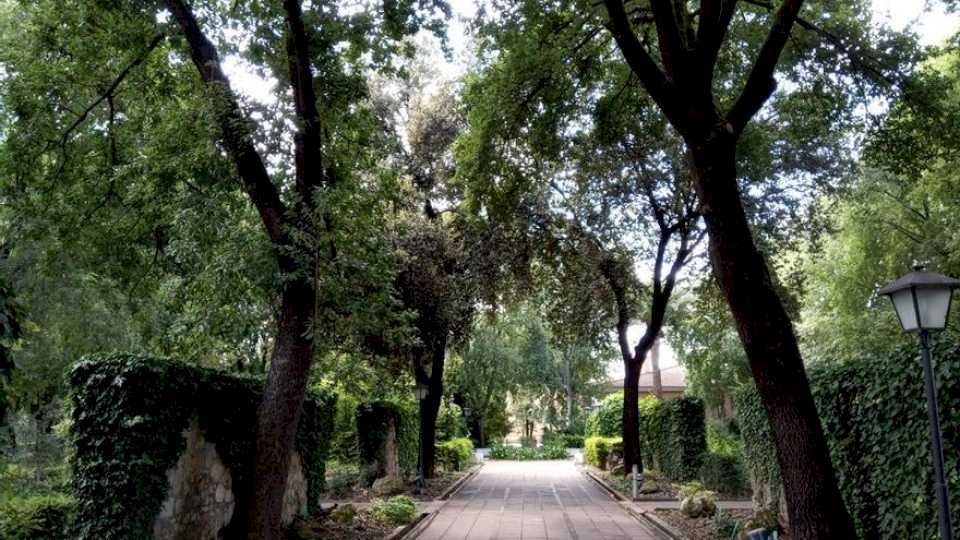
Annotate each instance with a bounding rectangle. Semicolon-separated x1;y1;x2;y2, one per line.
413;460;667;540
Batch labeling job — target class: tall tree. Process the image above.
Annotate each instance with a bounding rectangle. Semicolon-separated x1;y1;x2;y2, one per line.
595;0;881;535
1;0;446;536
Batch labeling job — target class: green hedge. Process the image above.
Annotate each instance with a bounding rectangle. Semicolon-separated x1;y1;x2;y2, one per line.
736;338;960;539
0;494;75;540
639;396;706;481
436;437;474;471
584;436;622;469
488;442;569;460
586;392;623;437
68;353;336;540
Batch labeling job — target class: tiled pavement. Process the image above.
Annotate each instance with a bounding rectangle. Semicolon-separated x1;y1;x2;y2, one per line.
412;460;667;540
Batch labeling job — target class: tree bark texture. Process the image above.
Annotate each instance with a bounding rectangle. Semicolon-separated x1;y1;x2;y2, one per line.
417;334;447;479
689;135;857;538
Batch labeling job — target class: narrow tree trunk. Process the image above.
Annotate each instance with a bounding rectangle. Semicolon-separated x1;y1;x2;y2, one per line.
418;335;446;479
564;355;574;428
245;279;315;539
690;135;857;538
621;358;643;474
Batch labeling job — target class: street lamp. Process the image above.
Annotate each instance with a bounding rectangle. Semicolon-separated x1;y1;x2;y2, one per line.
879;264;960;540
413;381;429;494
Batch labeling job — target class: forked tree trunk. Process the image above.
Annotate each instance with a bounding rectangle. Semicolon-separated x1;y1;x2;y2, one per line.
689;134;856;538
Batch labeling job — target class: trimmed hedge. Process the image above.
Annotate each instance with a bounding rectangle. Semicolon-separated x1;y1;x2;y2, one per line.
68;353;336;540
639;396;706;481
436;437;474;471
586;392;623;437
487;442;569;460
736;337;960;539
584;436;622;469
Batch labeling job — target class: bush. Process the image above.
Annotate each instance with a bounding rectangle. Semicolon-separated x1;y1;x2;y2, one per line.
0;494;75;540
586;393;623;437
436;400;467;441
436;437;474;471
711;509;740;539
519;435;536;448
68;354;335;540
370;495;417;525
541;431;584;449
677;481;717;518
699;451;747;495
584;437;621;469
736;337;960;539
487;443;567;461
326;467;358;498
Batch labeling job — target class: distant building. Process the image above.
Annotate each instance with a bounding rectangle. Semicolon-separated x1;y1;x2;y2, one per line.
603;336;686;400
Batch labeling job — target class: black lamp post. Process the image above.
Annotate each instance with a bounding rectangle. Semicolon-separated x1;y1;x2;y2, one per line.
413;381;429;494
879;264;959;540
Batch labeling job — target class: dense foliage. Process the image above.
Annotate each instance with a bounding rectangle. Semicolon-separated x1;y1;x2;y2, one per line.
68;354;335;540
738;336;960;538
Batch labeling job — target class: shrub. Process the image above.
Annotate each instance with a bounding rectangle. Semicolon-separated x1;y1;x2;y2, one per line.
436;400;467;441
541;431;585;449
68;354;335;540
699;451;746;495
711;509;740;539
584;437;621;469
487;443;566;461
706;422;742;457
326;467;358;498
586;393;623;437
519;435;536;448
370;495;417;525
436;437;474;471
736;337;960;539
0;494;75;540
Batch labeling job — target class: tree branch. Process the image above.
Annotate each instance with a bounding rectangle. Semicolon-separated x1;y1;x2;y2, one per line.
696;0;738;89
602;0;686;130
57;33;164;172
649;0;690;81
282;0;326;202
164;0;288;247
726;0;805;134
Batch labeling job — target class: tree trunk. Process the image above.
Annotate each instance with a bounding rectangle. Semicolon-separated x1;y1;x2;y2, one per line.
564;356;574;428
245;279;315;540
689;134;857;538
417;335;446;479
621;358;643;474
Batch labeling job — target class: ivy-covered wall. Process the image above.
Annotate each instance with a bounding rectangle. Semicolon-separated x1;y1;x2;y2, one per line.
68;353;335;540
356;399;419;481
736;337;960;539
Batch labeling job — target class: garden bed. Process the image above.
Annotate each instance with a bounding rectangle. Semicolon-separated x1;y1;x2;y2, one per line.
581;465;678;501
322;463;478;502
290;510;397;540
652;509;790;540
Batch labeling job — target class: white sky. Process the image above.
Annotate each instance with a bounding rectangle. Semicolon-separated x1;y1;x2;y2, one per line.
221;1;959;382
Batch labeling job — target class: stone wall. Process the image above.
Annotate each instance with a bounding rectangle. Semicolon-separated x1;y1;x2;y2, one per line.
152;420;307;540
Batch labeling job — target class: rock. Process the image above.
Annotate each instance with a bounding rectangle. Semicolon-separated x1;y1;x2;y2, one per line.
331;504;357;524
679;494;717;518
371;476;407;497
639;480;659;494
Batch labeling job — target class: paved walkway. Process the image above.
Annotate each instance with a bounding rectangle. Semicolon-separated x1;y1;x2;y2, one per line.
413;460;667;540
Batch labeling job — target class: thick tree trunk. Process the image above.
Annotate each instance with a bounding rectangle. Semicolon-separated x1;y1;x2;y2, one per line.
621;358;643;474
689;134;856;538
246;279;315;540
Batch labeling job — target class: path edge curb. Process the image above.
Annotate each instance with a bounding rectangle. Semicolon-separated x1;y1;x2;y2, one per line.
582;468;688;540
397;462;484;539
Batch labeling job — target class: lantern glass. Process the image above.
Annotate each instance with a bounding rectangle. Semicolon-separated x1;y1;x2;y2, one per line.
916;287;953;330
890;288;919;332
